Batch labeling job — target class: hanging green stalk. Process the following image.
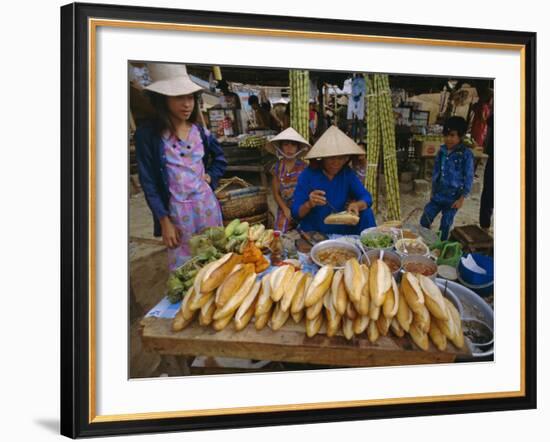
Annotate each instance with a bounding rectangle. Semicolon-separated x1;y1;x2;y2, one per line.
289;69;309;140
365;74;381;212
377;74;401;221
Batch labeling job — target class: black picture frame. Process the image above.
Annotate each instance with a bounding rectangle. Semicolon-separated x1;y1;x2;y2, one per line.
61;2;537;438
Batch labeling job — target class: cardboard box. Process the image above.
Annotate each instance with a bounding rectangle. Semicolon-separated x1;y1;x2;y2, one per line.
414;139;443;157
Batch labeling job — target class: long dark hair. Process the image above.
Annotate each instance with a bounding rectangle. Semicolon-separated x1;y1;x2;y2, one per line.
146;91;202;134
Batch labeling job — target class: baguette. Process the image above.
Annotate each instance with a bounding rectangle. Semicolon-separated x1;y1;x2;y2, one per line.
213;272;257;320
418;274;448;320
255;273;274;316
234;299;257;331
383;278;399;318
270;303;290;330
396;285;413;332
198;297;216;326
306;314;323;337
401;272;425;314
291;273;313;314
342;317;355;340
324;211;360;225
280;271;306;312
343;258;365;303
409;322;429;351
369;259;392;307
353;315;369;335
304;265;334;307
390;318;405;338
367;319;380;343
234;279;261;322
200;253;242;293
429;320;447;351
215;263;254;307
331;269;348;316
270;265;295;302
254;311;271;330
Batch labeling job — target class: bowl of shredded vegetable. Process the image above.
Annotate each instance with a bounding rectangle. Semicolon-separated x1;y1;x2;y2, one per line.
360;228;396;252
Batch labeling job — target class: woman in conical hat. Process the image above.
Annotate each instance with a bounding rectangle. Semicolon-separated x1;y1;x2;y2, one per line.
265;127;310;232
290;125;376;234
135;63;227;270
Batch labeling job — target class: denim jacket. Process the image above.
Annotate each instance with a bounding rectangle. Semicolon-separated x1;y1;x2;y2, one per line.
432;143;474;199
135;121;227;237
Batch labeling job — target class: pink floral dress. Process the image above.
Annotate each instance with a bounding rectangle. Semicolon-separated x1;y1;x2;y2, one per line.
163;125;223;270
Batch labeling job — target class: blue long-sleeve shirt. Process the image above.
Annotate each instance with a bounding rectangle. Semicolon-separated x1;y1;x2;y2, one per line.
135;121;227;237
291;165;376;234
432;144;474;199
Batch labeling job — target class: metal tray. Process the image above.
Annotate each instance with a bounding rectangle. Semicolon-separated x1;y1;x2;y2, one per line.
435;278;494;359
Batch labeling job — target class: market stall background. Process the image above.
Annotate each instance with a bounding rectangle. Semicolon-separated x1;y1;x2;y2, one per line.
128;62;494;377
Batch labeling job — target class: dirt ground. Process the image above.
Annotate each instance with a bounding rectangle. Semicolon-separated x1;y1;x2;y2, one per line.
128;160;492;378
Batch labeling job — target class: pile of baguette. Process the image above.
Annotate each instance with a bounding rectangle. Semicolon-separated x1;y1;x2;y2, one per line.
172;252;465;352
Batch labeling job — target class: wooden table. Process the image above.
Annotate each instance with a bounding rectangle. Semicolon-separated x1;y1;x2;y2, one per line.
140;317;472;369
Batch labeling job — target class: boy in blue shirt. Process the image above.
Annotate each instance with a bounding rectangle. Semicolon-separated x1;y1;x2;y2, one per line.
420;116;474;240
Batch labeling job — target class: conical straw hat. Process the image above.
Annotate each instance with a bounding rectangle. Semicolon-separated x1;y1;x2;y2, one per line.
144;63;203;96
305;125;365;159
265;127;311;155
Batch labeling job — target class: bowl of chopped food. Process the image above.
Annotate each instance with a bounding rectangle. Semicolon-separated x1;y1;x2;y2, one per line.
310;239;361;269
401;254;438;280
395;238;430;257
461;317;494;348
360;228;395;252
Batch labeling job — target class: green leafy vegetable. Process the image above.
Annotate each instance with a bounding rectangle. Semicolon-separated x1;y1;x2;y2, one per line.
361;233;393;249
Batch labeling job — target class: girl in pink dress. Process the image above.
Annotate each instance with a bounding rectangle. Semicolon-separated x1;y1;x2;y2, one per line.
136;63;227;270
265;127;311;232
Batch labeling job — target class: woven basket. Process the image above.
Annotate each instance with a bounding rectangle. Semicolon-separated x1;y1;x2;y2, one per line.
215;177;268;220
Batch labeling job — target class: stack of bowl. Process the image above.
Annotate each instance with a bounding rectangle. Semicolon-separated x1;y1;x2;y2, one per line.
457;253;494;298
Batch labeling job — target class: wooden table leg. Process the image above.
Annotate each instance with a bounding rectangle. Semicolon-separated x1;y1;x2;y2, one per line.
161;355;193;376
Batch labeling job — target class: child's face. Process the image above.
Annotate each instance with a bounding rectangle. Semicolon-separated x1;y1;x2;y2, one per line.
166;94;195;121
281;141;299;157
444;130;461;149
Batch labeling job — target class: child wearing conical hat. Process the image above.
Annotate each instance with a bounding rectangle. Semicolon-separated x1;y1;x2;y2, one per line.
265;127;311;232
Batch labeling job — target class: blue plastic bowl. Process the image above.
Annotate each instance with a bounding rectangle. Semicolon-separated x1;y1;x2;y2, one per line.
458;253;494;286
458;276;494;298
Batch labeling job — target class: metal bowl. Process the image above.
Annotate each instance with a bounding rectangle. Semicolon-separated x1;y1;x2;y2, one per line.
310;239;361;269
360;227;396;252
461;317;494;347
361;249;402;280
435;278;494;359
395;238;430;257
435;281;464;318
401;254;438;281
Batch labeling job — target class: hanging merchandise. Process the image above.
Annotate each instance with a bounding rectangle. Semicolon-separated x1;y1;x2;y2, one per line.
289;69;310;140
365;74;380;212
347;74;366;120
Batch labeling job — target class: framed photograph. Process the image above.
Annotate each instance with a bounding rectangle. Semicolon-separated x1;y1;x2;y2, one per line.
61;2;537;438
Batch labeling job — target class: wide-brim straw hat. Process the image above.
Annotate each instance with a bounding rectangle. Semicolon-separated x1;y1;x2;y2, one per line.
144;63;203;96
305;125;365;159
265;127;311;156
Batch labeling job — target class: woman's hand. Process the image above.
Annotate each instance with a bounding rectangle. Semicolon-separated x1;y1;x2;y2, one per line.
282;206;292;221
308;190;327;207
203;173;211;184
160;217;180;249
347;200;367;215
